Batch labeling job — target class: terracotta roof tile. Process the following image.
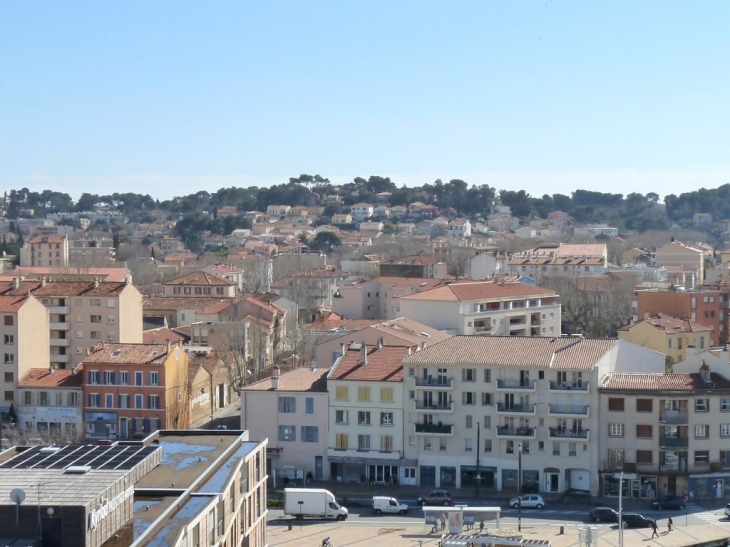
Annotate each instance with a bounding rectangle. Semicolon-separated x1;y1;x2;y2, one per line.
618;313;713;334
401;281;556;302
0;295;30;312
144;296;234;310
18;367;83;388
403;336;617;370
329;345;407;382
601;372;730;391
243;367;329;392
164;271;234;287
143;326;187;344
81;342;177;365
0;280;130;297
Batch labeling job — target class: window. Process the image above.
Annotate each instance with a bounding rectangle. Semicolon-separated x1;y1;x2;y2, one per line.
107;316;115;324
135;394;143;409
335;410;349;424
380;435;393;452
483;416;491;429
462;368;476;382
609;423;624;437
4;315;13;326
358;411;371;425
305;397;314;414
636;424;653;439
357;386;371;401
696;399;709;412
637;450;653;464
301;426;318;442
4;354;13;364
695;424;709;438
90;314;101;323
119;394;130;408
608;398;624;411
462;392;476;405
104;371;115;385
439;438;448;451
23;391;30;405
484;369;492;383
39;392;48;406
465;438;473;452
695;450;709;464
135;371;143;386
380;387;394;402
335;386;348;401
106;299;115;308
4;334;13;345
538;441;545;451
90;331;101;340
552;442;560;456
722;424;730;437
149;395;160;409
636;399;653;412
105;394;114;408
568;442;577;457
481;393;492;406
149;371;160;386
278;425;296;441
483;439;492;453
119;371;129;385
69;392;79;406
278;396;296;413
358;435;370;451
380;412;393;426
90;299;101;307
722;399;730;412
88;370;100;384
465;415;473;429
88;394;100;407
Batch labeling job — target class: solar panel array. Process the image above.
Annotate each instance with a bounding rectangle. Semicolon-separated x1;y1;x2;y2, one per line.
0;444;159;471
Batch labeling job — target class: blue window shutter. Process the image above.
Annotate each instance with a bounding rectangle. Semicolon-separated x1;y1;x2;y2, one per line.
144;419;150;432
88;371;93;384
132;419;137;433
111;372;116;385
314;427;318;443
147;395;151;409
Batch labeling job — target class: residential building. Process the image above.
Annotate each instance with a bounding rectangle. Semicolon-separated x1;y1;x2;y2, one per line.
241;366;330;484
359;220;384;235
598;363;730;501
468;252;509;280
17;366;83;440
350;203;374;222
694;212;713;229
507;256;606;279
160;234;185;254
654;241;706;283
271;268;348;321
448;218;472;238
267;204;291;217
188;349;236;426
618;313;712;365
332;213;353;225
202;263;246;291
10;265;132;283
328;344;412;485
19;235;69;268
0;294;50;410
68;237;115;267
379;255;448;279
163;271;237;297
402;336;665;494
399;280;561;336
81;341;189;439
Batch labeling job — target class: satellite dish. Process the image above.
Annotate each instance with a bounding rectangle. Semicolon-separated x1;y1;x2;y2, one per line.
10;489;25;505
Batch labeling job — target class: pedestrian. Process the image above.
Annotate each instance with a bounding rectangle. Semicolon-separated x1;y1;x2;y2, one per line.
667;516;673;532
479;520;484;534
387;475;394;489
440;513;447;532
651;520;659;538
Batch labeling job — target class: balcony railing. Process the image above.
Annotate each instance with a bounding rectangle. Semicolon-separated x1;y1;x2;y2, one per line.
415;423;453;435
548;381;589;392
548;404;590;416
414;377;454;389
415;402;453;412
549;427;589;439
659;436;689;448
660;411;689;424
497;379;536;390
496;403;536;413
496;426;535;438
474;325;491;333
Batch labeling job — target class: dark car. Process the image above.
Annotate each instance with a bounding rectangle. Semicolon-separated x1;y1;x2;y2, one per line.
588;507;619;523
620;513;655;528
651;495;685;510
417;490;452;506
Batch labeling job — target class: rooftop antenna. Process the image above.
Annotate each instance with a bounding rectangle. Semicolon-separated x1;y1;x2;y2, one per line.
10;488;25;540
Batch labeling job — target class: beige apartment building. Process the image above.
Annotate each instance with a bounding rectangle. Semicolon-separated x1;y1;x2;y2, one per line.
401;336;665;495
17;366;83;439
19;235;69;268
598;362;730;503
654;240;706;283
0;295;50;410
163;271;237;297
0;278;143;369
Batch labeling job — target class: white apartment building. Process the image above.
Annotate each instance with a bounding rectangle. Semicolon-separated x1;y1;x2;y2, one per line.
398;281;562;336
507;257;606;279
350;203;374;222
327;344;414;485
401;336;665;495
241;366;330;486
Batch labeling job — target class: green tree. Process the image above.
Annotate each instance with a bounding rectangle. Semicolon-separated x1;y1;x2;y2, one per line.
309;232;342;252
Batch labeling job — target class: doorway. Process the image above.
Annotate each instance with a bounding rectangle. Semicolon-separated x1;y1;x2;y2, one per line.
119;418;128;439
314;456;323;480
545;473;559;492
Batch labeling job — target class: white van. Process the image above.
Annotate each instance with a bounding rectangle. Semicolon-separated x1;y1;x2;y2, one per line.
372;496;409;515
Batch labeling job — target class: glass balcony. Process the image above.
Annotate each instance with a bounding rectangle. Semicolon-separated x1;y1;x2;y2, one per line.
415;423;453;435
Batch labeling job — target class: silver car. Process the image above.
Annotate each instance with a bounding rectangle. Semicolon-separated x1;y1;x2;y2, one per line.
509;494;545;509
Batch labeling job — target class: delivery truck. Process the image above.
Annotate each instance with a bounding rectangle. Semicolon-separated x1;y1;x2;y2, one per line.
284;488;349;520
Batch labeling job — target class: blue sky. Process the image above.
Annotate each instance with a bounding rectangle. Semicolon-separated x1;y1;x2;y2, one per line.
1;1;729;200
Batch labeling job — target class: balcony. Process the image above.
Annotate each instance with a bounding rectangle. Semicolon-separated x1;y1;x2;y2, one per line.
51;354;70;363
496;403;536;415
660;411;689;424
50;338;71;347
414;377;453;390
549;428;590;440
548;404;590;417
415;402;454;413
474;325;492;333
496;426;536;439
497;379;536;392
49;322;70;330
659;436;689;448
48;306;70;315
415;423;453;436
548;381;590;393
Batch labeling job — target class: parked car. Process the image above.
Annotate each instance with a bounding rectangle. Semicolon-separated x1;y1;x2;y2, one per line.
372;496;408;515
620;513;655;528
588;507;619;523
651;495;685;510
509;494;545;509
724;503;730;518
417;490;452;506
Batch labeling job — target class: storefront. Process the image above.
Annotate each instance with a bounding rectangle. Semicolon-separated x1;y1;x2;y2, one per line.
460;465;497;491
85;412;117;438
330;456;415;485
602;474;658;499
502;469;539;492
688;474;730;501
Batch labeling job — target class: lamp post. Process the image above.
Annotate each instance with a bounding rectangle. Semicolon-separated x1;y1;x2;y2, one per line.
475;421;481;498
105;423;111;441
518;443;523;532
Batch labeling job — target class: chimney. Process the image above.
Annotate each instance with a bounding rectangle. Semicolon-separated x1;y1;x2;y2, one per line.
644;311;650;320
12;277;19;290
49;365;54;374
406;347;412;356
272;366;280;390
340;343;346;357
359;342;368;365
421;341;427;350
700;359;711;382
377;337;383;349
93;276;100;288
40;276;46;288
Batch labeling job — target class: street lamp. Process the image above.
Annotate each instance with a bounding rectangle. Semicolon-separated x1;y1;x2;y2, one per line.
518;443;523;532
105;423;111;441
475;421;481;498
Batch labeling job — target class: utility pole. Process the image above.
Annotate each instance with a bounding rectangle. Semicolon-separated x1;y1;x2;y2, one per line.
475;422;481;498
614;471;636;547
518;443;523;532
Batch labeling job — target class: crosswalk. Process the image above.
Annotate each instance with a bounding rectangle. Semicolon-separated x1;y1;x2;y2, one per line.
692;509;730;525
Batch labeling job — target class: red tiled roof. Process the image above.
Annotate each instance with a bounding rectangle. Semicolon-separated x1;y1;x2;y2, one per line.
243;367;329;392
10;267;131;282
144;296;234;310
404;336;617;370
601;372;730;391
386;255;439;265
27;236;67;244
329;345;407;382
618;313;713;334
164;271;234;287
0;280;130;297
81;342;177;365
0;295;30;312
143;326;187;344
401;281;556;302
18;367;83;388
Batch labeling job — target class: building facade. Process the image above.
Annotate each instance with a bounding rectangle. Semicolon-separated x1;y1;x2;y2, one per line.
19;235;69;268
